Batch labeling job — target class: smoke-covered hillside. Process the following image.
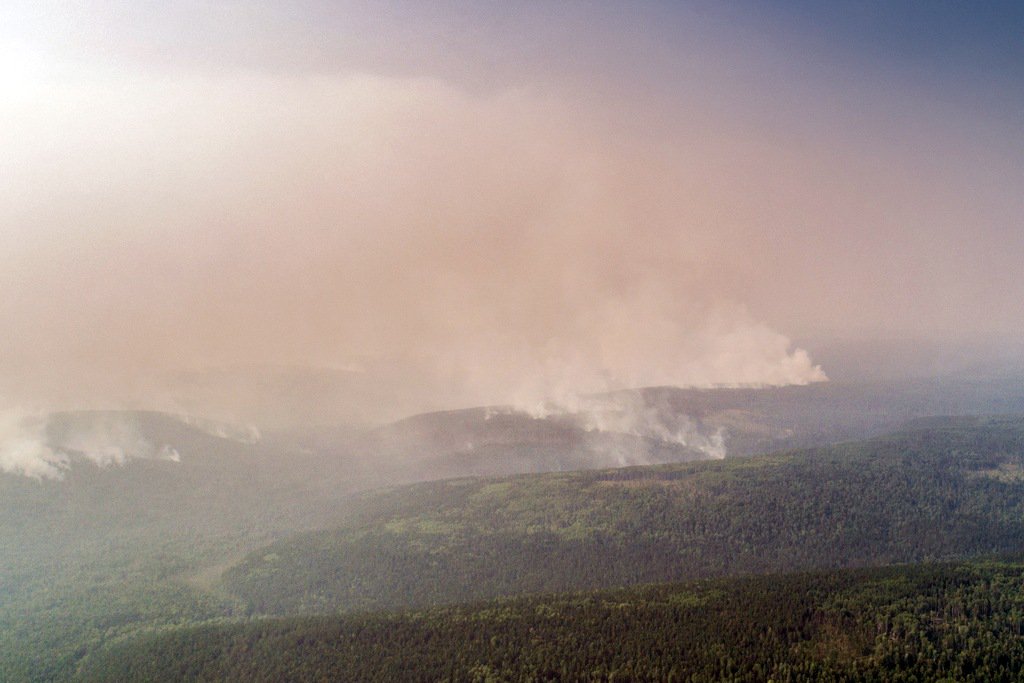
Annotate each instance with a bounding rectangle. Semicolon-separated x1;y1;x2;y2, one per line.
6;377;1024;571
221;416;1024;615
5;380;1024;680
6;415;1024;680
5;1;1024;680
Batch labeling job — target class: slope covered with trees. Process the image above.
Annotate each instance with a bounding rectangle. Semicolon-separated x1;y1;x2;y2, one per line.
225;416;1024;614
79;559;1024;682
7;413;1024;680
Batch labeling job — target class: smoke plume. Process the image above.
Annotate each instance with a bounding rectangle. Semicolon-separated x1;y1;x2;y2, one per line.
0;71;828;417
8;2;1020;420
0;408;182;480
0;410;67;480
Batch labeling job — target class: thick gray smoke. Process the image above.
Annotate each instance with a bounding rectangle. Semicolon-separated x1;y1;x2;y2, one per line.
0;409;262;480
0;71;833;418
514;392;726;463
178;414;261;444
0;409;182;480
0;410;67;480
578;395;726;461
6;2;1020;425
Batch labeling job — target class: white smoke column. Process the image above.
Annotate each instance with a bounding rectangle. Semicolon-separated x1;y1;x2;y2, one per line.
0;409;187;480
177;414;261;444
497;297;826;421
0;409;68;480
498;389;728;464
572;392;727;461
56;414;181;466
576;392;727;460
0;70;834;416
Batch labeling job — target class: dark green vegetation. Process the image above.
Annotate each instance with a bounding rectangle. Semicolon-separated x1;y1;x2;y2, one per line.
226;416;1024;614
6;379;1024;681
78;560;1024;682
0;414;292;682
279;375;1024;468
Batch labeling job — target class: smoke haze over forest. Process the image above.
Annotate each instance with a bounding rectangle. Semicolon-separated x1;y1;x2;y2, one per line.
6;6;1024;681
2;1;1022;417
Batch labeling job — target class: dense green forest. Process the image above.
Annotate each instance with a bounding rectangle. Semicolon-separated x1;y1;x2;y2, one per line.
225;416;1024;614
77;559;1024;682
7;413;1024;680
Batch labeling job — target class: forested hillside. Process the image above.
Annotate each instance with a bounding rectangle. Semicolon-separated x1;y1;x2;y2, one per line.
78;559;1024;682
225;416;1024;614
7;414;1024;681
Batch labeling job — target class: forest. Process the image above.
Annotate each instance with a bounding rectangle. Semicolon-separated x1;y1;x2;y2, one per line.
76;559;1024;682
225;416;1024;614
6;0;1024;679
6;416;1024;680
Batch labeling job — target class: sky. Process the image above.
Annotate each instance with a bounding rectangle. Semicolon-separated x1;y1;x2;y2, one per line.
1;1;1022;414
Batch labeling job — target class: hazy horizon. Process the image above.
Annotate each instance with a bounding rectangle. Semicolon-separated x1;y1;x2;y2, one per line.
7;8;1024;679
2;1;1023;414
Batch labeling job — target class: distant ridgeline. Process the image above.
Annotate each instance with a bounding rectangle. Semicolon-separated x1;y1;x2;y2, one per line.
77;560;1024;682
5;413;1024;681
224;416;1024;614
